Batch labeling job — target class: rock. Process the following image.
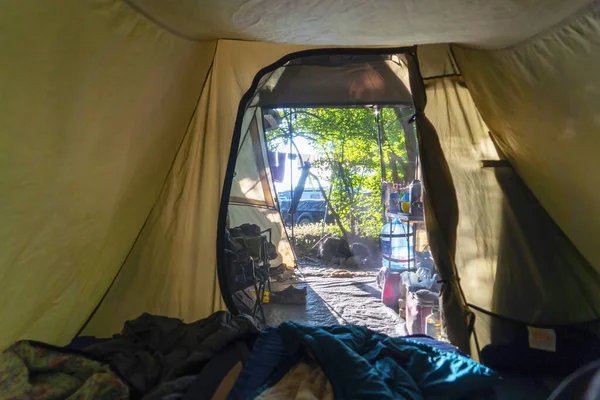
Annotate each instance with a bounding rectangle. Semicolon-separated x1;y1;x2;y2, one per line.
330;256;344;265
344;255;365;269
350;242;371;258
319;236;351;261
362;256;376;268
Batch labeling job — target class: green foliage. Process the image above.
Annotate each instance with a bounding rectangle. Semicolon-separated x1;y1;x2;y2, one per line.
290;223;344;257
267;108;413;237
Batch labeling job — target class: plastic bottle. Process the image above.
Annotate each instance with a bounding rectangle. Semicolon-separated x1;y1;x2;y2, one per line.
409;180;423;215
400;191;410;213
381;219;414;270
389;192;401;213
409;180;422;205
416;266;433;288
398;297;406;319
425;306;442;340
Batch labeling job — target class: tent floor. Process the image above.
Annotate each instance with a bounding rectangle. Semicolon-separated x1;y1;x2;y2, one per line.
262;262;406;336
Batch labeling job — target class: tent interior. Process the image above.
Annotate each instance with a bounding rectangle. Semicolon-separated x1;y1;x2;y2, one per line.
2;0;600;398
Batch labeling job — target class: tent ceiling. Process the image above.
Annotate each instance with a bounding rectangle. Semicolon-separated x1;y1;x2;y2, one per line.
258;56;413;108
129;0;592;48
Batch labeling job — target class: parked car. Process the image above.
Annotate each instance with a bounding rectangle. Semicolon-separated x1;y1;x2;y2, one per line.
279;198;334;226
277;188;324;201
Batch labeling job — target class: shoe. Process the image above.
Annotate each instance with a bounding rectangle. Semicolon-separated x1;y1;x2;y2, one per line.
269;264;286;277
270;285;307;305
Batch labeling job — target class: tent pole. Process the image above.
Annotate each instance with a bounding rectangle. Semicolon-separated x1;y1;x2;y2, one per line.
375;107;386;222
289;112;294;244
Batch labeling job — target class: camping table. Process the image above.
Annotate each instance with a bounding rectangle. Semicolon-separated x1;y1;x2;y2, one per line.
386;212;425;271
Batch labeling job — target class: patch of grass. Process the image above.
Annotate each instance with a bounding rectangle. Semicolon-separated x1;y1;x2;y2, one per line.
289;223;340;257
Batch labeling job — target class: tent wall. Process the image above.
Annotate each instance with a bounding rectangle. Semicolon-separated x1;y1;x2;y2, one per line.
417;45;503;325
0;0;215;349
229;105;295;268
230;108;276;208
405;48;471;353
419;37;600;354
82;41;313;337
453;3;600;275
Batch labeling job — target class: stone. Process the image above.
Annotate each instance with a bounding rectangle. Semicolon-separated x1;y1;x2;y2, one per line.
350;242;371;258
319;236;351;261
330;256;344;265
344;255;365;269
361;256;376;268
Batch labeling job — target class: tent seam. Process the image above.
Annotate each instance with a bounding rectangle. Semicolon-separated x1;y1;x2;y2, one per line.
421;73;460;81
74;44;218;337
120;0;210;42
467;303;600;327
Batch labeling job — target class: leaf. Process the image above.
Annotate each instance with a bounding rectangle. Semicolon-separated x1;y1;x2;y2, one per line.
265;107;413;237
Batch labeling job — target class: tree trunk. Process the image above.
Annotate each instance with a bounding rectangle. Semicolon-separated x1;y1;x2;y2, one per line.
377;112;387;182
308;172;352;241
388;151;401;184
350;204;356;235
394;108;418;182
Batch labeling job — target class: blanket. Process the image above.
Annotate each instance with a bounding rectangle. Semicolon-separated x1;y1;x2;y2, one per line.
0;341;128;399
255;361;333;400
279;323;499;399
85;311;258;396
232;323;499;400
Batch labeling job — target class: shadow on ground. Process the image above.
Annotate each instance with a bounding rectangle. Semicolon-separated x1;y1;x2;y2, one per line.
263;262;405;336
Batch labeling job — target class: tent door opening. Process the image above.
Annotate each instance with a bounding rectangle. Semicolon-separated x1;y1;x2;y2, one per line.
218;48;441;337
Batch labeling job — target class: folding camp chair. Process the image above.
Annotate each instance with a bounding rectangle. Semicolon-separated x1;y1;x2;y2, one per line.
228;254;267;324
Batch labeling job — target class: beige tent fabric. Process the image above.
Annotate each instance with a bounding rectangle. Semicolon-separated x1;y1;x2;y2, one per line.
0;0;215;349
127;0;591;48
420;40;600;357
83;41;313;337
81;71;219;337
454;3;600;274
229;105;294;267
230;108;275;207
419;47;502;314
453;4;600;307
406;49;471;353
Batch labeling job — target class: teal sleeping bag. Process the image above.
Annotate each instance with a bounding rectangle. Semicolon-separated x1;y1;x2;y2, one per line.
276;322;499;399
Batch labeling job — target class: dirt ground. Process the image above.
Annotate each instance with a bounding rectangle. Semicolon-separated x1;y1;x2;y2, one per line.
263;260;407;337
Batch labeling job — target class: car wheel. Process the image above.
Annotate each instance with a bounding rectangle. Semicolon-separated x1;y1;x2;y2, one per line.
297;215;312;225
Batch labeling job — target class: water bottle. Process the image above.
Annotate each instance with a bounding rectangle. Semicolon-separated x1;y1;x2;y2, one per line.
426;306;442;340
416;266;433;287
381;219;414;270
389;192;401;213
409;180;423;215
409;180;422;205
